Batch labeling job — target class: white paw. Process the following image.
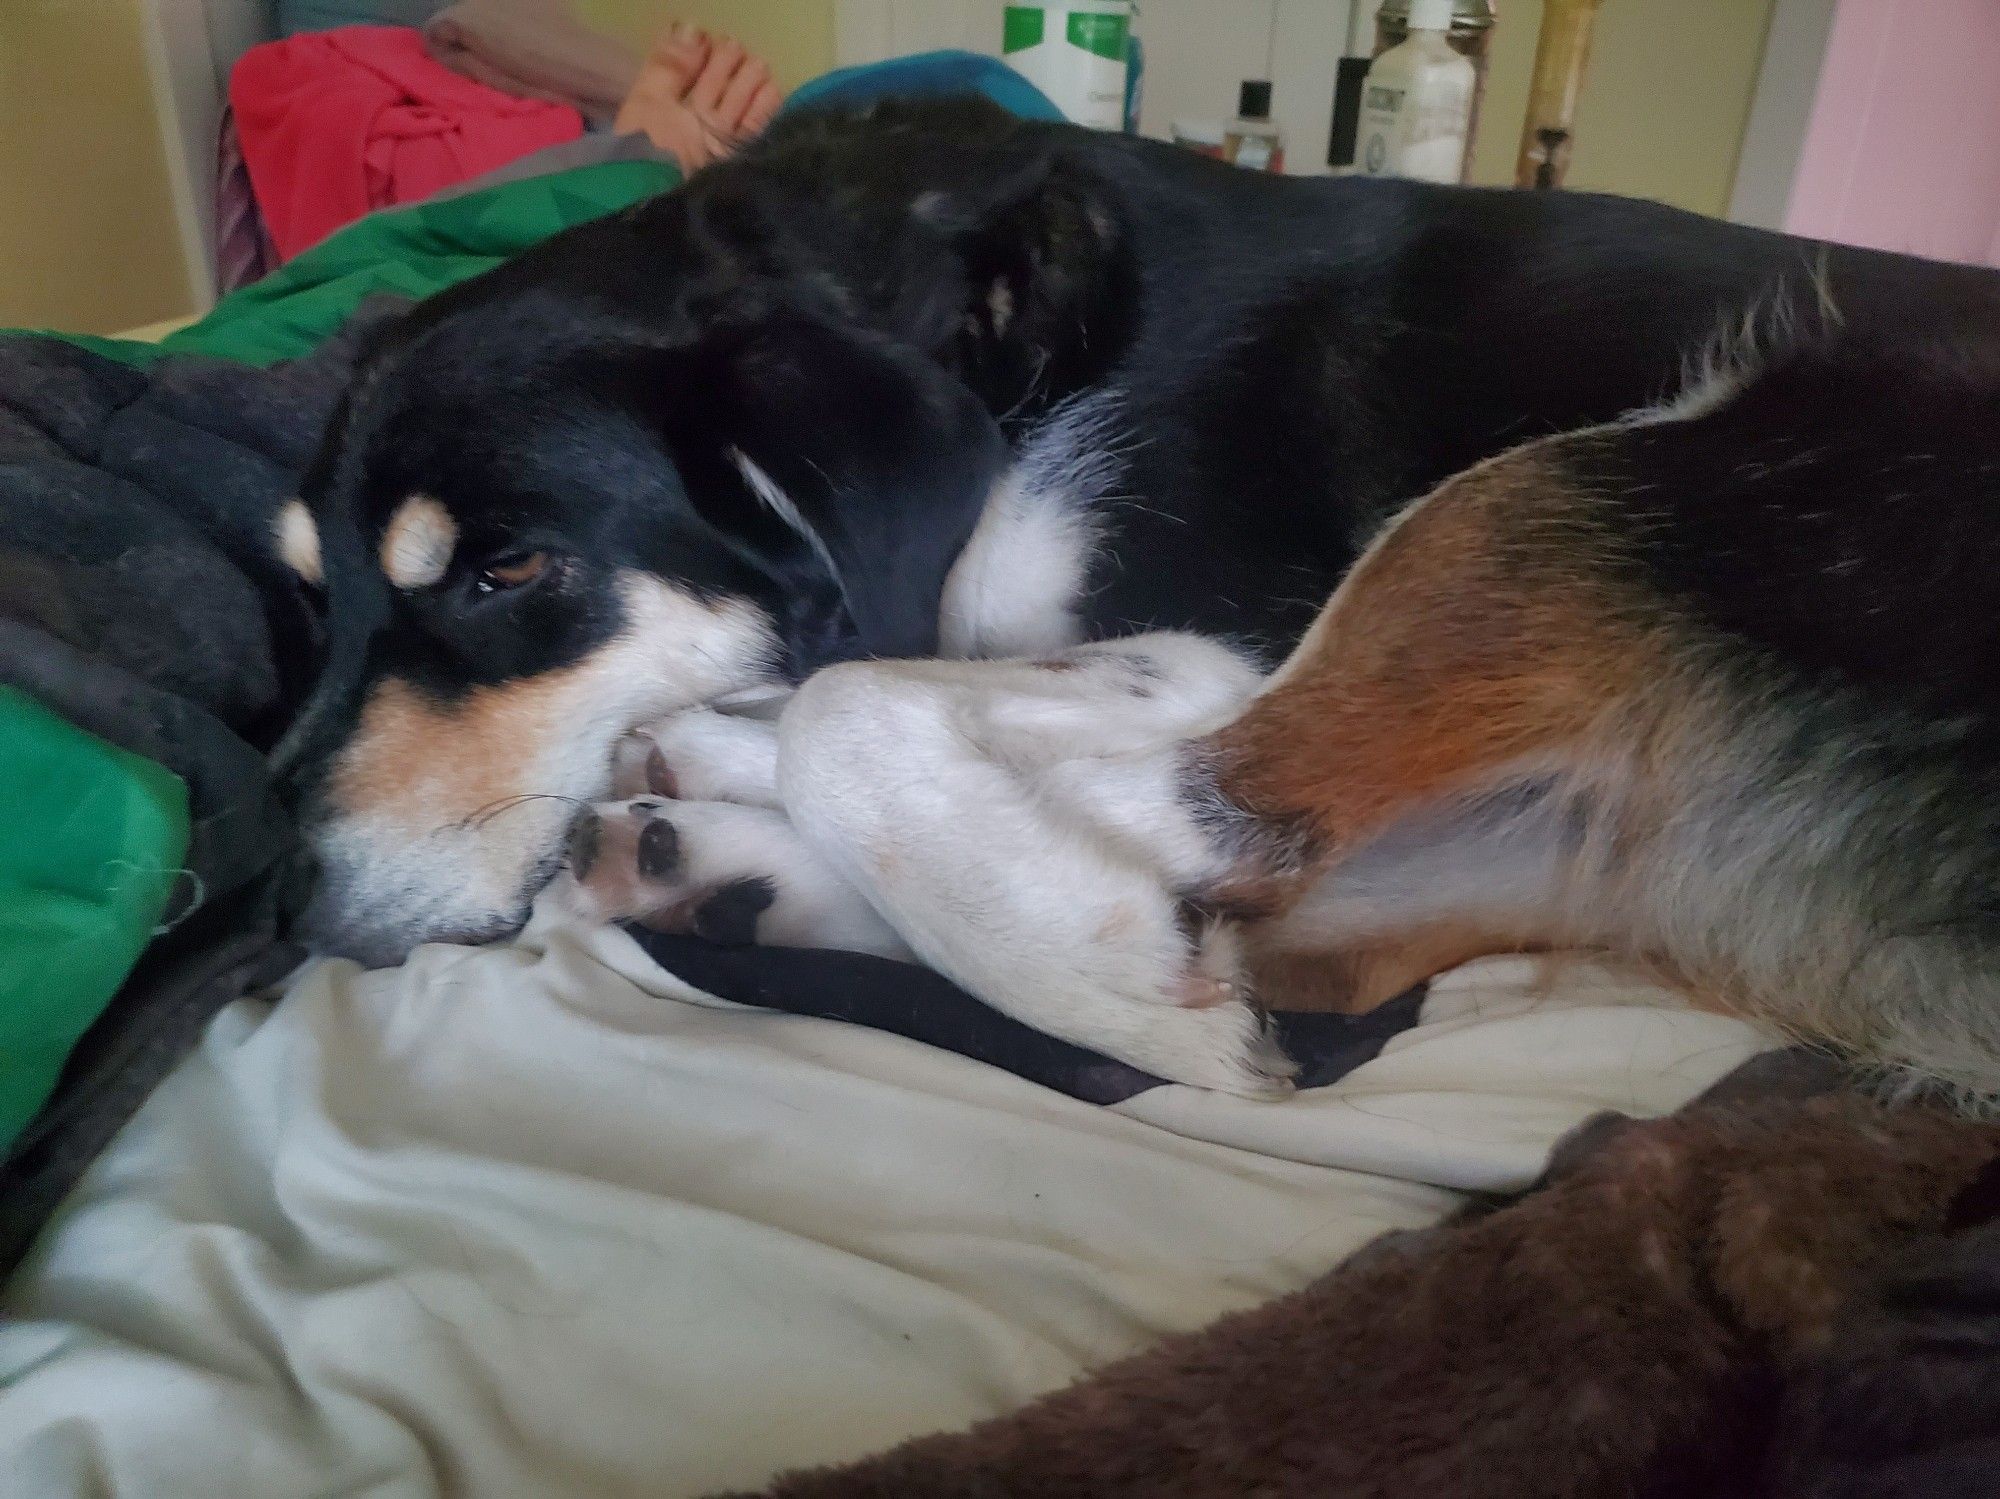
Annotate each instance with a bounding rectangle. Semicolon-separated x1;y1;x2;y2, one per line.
778;660;1296;1095
613;709;782;808
980;913;1295;1097
1123;995;1298;1098
551;797;908;959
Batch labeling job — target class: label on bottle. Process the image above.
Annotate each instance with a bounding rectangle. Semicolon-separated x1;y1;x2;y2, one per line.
1357;82;1406;176
1357;58;1470;183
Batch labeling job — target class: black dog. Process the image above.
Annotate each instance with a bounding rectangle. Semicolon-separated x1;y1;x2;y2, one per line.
275;96;2000;965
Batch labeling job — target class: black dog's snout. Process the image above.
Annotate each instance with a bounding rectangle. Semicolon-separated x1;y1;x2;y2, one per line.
565;810;602;882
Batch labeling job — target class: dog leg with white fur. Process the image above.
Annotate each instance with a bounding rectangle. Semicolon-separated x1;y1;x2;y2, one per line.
772;443;1718;1090
775;635;1295;1096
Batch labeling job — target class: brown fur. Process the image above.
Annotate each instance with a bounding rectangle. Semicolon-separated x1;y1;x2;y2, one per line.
1206;448;1652;849
1166;443;1696;1016
1768;1172;2000;1493
724;1072;2000;1499
1173;438;1816;1041
1244;919;1544;1014
329;675;570;832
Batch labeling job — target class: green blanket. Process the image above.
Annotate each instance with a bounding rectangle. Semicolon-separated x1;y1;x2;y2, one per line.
0;690;190;1147
66;158;676;367
1;158;678;1152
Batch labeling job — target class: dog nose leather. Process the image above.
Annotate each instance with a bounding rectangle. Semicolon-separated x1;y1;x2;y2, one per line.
565;810;602;882
637;815;681;882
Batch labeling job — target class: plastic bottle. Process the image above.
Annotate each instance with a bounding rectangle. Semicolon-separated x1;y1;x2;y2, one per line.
1001;2;1133;132
1356;0;1476;184
1223;80;1286;173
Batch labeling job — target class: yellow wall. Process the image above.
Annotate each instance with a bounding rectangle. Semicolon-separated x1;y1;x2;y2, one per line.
1469;0;1778;218
0;0;196;334
578;0;835;91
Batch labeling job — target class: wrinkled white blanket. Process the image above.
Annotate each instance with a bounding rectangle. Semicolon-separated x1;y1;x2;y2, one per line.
0;921;1768;1497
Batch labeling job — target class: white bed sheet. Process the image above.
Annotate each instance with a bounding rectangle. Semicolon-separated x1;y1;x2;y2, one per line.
0;921;1769;1497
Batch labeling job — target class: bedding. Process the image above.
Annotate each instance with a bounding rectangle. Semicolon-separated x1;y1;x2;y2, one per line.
70;158;677;369
0;929;1770;1497
0;324;368;1178
231;26;586;262
0;112;1777;1495
0;690;186;1149
0;161;676;1252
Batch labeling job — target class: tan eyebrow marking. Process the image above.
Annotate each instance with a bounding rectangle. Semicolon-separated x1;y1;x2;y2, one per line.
379;494;458;590
275;498;323;584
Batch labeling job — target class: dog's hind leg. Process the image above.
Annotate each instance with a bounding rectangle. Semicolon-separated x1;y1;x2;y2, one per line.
986;422;2000;1102
774;438;1698;1087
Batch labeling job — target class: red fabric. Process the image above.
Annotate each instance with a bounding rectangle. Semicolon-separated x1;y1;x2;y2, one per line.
230;26;583;261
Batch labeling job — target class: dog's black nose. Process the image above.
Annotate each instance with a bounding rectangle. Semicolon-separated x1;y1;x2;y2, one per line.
565;810;602;882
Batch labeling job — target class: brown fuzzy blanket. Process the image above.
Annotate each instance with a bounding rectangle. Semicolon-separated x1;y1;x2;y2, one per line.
724;1055;2000;1498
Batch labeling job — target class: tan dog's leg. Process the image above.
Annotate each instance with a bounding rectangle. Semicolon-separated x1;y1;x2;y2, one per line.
1124;442;1684;1014
1184;444;1661;920
1242;921;1546;1015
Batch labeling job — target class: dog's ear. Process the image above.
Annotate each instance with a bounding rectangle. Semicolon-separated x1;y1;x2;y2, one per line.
911;149;1137;414
654;314;1008;667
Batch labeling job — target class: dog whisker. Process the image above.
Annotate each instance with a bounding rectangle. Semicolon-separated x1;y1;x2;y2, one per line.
457;793;593;833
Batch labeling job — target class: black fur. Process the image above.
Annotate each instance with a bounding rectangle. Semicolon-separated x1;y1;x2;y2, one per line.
691;877;778;946
295;98;2000;715
1585;338;2000;749
286;95;2000;948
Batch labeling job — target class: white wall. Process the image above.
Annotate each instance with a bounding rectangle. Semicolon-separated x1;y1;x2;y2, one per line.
833;0;1362;175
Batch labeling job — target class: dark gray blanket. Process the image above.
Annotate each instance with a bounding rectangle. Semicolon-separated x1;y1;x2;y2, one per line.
0;323;379;1272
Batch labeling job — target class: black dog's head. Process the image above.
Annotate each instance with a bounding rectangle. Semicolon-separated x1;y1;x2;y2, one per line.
276;99;1134;964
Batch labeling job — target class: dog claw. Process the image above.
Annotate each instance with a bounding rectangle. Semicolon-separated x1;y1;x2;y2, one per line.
1176;974;1239;1009
645;744;679;798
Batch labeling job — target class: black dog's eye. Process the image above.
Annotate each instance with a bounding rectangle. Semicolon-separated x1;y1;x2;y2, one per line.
474;551;550;595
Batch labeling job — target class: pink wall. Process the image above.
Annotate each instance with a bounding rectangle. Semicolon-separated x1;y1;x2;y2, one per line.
1784;0;2000;267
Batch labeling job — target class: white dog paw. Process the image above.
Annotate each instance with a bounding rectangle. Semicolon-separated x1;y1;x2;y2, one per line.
553;797;908;959
613;709;782;808
776;657;1300;1094
1125;996;1298;1098
1043;916;1296;1096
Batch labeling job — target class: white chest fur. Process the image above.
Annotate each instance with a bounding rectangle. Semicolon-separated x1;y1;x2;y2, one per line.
937;390;1125;659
